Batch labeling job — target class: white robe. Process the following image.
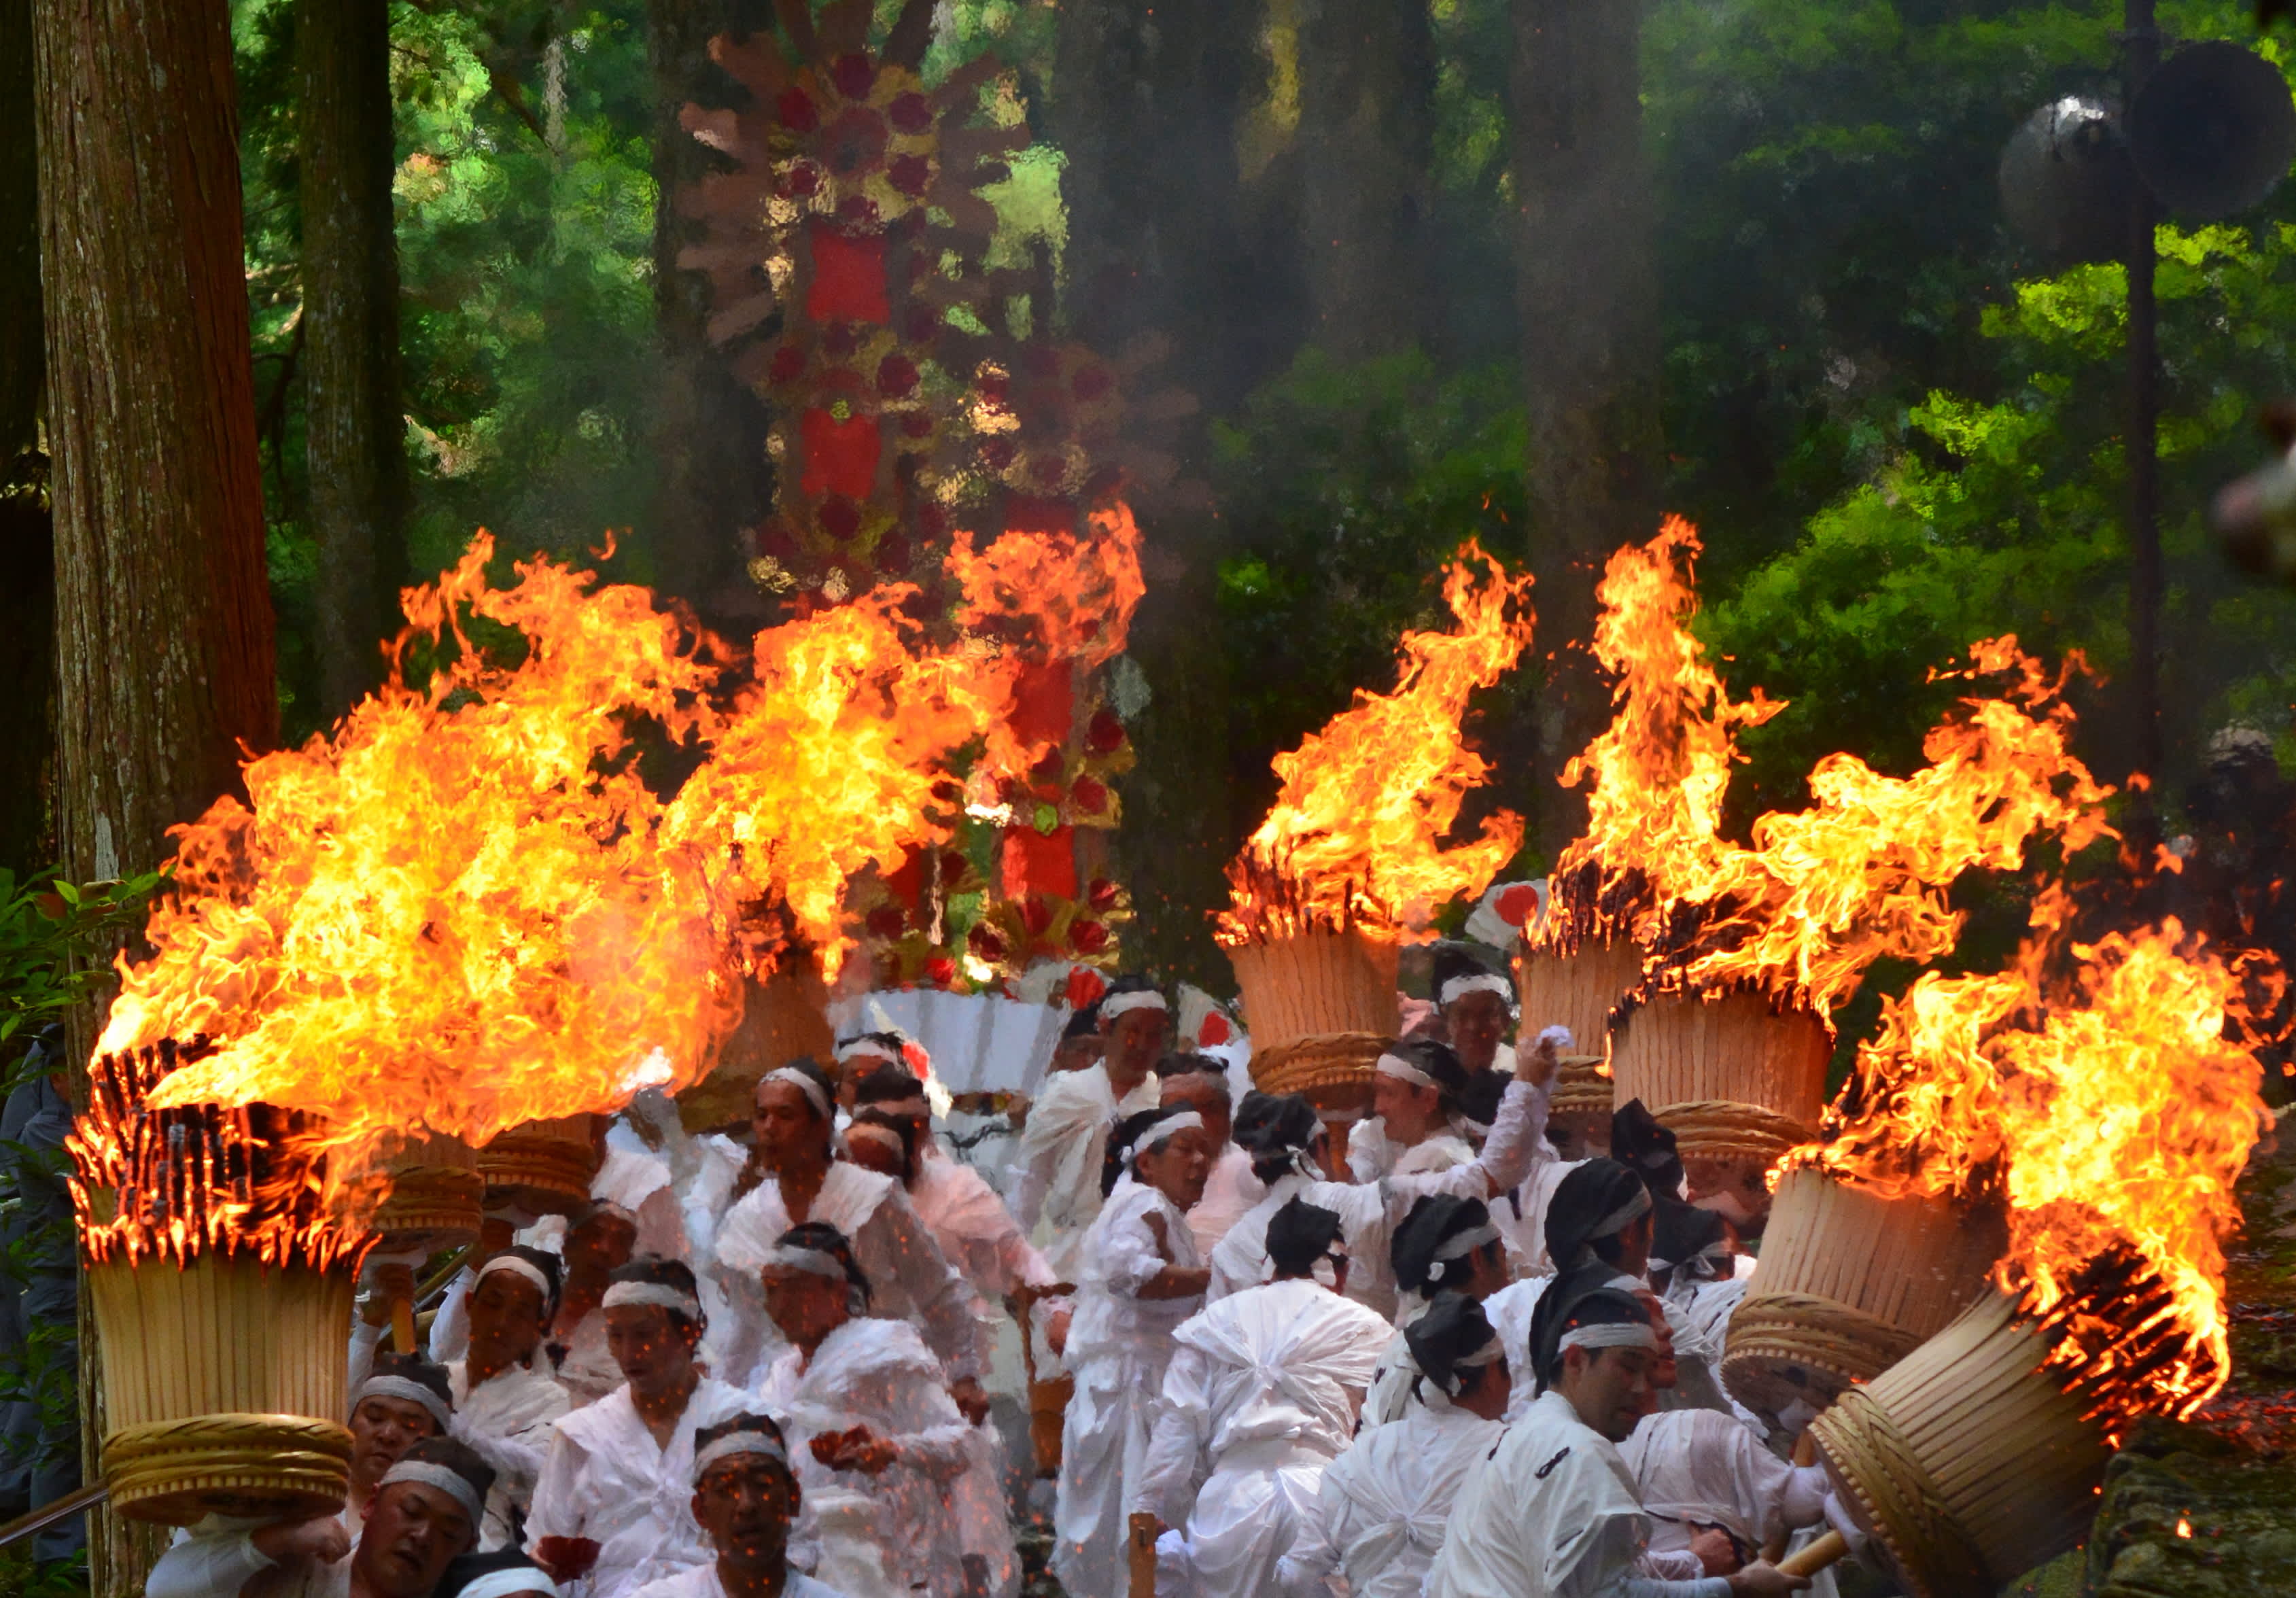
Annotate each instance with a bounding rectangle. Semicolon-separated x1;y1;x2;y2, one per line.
1130;1279;1393;1598
1207;1079;1550;1319
1344;1119;1473;1184
553;1308;622;1410
1424;1390;1699;1598
1277;1386;1500;1598
145;1508;354;1598
525;1376;752;1598
1008;1063;1159;1284
712;1162;989;1389
752;1316;981;1598
1482;1275;1552;1422
1185;1145;1266;1256
627;1565;848;1598
1052;1175;1204;1598
449;1357;573;1549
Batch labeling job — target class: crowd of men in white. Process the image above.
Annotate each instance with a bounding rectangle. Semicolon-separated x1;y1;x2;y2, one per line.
142;952;1866;1598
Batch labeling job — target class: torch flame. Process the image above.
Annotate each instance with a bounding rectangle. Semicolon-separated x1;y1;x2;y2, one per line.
1216;542;1534;944
945;502;1146;667
99;517;1138;1226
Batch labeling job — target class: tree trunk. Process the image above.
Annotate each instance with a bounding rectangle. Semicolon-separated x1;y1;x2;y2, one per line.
646;0;776;633
300;0;409;722
1509;0;1661;854
1296;0;1434;358
1;0;56;879
1050;0;1275;418
33;0;277;1587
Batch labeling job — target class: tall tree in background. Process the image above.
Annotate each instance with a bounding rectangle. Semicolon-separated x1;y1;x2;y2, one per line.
648;0;775;631
33;0;277;1584
1510;0;1660;852
1;0;54;877
1297;0;1434;357
300;0;409;718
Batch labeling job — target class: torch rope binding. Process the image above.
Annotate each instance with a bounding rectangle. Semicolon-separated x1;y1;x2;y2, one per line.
1550;1060;1614;1116
1648;1100;1813;1163
103;1414;353;1525
1809;1387;1990;1598
1721;1292;1927;1396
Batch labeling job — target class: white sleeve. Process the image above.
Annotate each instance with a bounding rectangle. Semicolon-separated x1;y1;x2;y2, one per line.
344;1318;386;1411
1381;1080;1548;1215
427;1270;474;1364
1128;1344;1211;1523
144;1528;277;1598
1098;1203;1175;1298
867;1195;992;1384
1275;1482;1343;1598
521;1429;589;1544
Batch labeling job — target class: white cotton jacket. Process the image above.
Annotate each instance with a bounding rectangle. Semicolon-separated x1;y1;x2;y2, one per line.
1278;1385;1500;1598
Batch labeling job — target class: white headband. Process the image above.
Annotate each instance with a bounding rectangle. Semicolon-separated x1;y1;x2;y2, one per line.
765;1065;832;1119
1100;990;1168;1020
601;1281;701;1319
476;1255;554;1302
1121;1109;1202;1167
1434;1334;1504;1393
1433;1222;1501;1263
354;1374;453;1431
694;1430;793;1481
1557;1322;1660;1355
835;1038;897;1064
1438;973;1514;1007
843;1122;906;1151
1375;1053;1438;1090
1589;1186;1653;1240
453;1568;557;1598
379;1459;486;1525
761;1243;848;1282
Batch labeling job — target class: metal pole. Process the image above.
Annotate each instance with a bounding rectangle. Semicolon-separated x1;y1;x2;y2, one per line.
2126;0;2163;810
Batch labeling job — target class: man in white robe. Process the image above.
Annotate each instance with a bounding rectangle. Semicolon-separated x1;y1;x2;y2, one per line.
1279;1291;1507;1598
1157;1056;1263;1255
1009;977;1168;1283
1346;1037;1477;1183
1053;1107;1214;1598
626;1414;845;1598
442;1247;574;1548
1620;1411;1829;1578
709;1060;989;1412
1357;1196;1510;1429
748;1221;984;1598
1424;1284;1806;1598
527;1260;752;1598
1130;1198;1392;1598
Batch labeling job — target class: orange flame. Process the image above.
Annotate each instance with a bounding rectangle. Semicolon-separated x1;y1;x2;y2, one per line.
98;519;1139;1223
946;502;1146;666
1546;516;1779;945
1544;519;2110;1019
1216;542;1533;944
1798;898;2266;1418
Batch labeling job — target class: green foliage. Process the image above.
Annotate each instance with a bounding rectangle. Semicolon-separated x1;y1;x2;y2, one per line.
0;869;164;1090
1206;347;1533;823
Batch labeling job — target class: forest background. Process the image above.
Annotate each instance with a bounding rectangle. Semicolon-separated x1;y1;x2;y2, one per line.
10;0;2296;1004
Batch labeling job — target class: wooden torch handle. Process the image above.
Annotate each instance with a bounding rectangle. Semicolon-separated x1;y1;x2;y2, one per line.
1128;1511;1159;1598
1777;1529;1848;1578
391;1294;417;1356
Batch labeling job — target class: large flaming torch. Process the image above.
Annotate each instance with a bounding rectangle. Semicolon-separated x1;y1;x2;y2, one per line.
1217;544;1533;1111
1790;920;2265;1593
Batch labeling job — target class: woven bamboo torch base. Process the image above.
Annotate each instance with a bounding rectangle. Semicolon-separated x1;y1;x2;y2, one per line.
373;1132;484;1256
1808;1290;2110;1598
1608;989;1832;1163
1723;1168;2006;1426
478;1113;603;1215
1229;929;1400;1115
1516;935;1642;1062
678;958;836;1134
90;1253;358;1525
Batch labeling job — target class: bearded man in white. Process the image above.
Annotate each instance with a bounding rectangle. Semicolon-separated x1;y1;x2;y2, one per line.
1129;1197;1391;1598
1278;1291;1508;1598
1424;1283;1807;1598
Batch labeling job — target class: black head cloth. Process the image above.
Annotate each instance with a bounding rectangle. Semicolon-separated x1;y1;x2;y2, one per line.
1542;1157;1651;1274
1610;1097;1684;1199
1378;1037;1472;1104
1232;1091;1321;1181
852;1060;928;1110
1266;1195;1345;1277
1457;1069;1510;1133
1650;1196;1728;1276
1406;1289;1504;1396
1527;1271;1654;1393
1431;943;1514;1009
1391;1194;1497;1296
